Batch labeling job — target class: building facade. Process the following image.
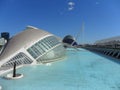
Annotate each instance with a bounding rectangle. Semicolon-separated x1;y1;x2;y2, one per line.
0;26;66;67
95;36;120;46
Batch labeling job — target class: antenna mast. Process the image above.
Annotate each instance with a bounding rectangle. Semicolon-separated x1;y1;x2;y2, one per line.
75;21;84;45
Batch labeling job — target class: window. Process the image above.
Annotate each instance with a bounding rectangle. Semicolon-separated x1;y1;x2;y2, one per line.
2;52;33;67
27;36;60;59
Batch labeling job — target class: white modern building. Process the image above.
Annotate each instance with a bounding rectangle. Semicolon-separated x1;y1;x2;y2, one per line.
0;26;66;68
94;36;120;45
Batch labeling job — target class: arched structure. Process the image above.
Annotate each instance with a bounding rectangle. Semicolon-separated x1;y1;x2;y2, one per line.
0;26;66;67
63;35;78;46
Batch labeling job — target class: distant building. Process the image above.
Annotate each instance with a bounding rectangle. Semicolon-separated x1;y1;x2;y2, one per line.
0;38;7;46
94;36;120;46
63;35;78;46
0;26;66;67
1;32;10;41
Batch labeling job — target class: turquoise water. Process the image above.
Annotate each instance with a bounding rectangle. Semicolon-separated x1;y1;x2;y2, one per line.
1;48;120;90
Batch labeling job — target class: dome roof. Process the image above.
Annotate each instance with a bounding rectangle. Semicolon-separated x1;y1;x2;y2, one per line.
62;35;77;46
63;35;75;40
0;26;52;61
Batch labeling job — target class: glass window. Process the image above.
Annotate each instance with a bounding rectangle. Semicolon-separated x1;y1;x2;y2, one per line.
31;46;40;56
27;48;37;59
1;52;33;67
38;41;47;51
27;36;60;59
35;43;45;53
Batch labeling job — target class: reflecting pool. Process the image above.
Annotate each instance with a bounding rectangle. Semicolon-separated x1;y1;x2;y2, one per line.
1;48;120;90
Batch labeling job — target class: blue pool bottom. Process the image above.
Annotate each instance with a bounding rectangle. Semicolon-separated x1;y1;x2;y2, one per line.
0;48;120;90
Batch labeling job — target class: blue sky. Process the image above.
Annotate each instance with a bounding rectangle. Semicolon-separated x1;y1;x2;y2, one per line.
0;0;120;44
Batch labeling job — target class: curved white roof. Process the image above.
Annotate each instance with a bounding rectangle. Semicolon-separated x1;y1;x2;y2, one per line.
95;36;120;44
0;27;52;61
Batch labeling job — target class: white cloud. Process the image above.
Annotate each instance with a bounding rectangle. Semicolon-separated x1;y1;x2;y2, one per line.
68;6;74;11
68;1;75;11
68;2;75;6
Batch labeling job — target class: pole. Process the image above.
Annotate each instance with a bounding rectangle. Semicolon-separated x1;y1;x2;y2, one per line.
13;61;16;77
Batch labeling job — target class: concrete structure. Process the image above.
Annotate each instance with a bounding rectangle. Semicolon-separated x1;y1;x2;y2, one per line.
95;36;120;46
0;26;66;68
0;38;7;46
84;47;120;59
1;32;10;41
